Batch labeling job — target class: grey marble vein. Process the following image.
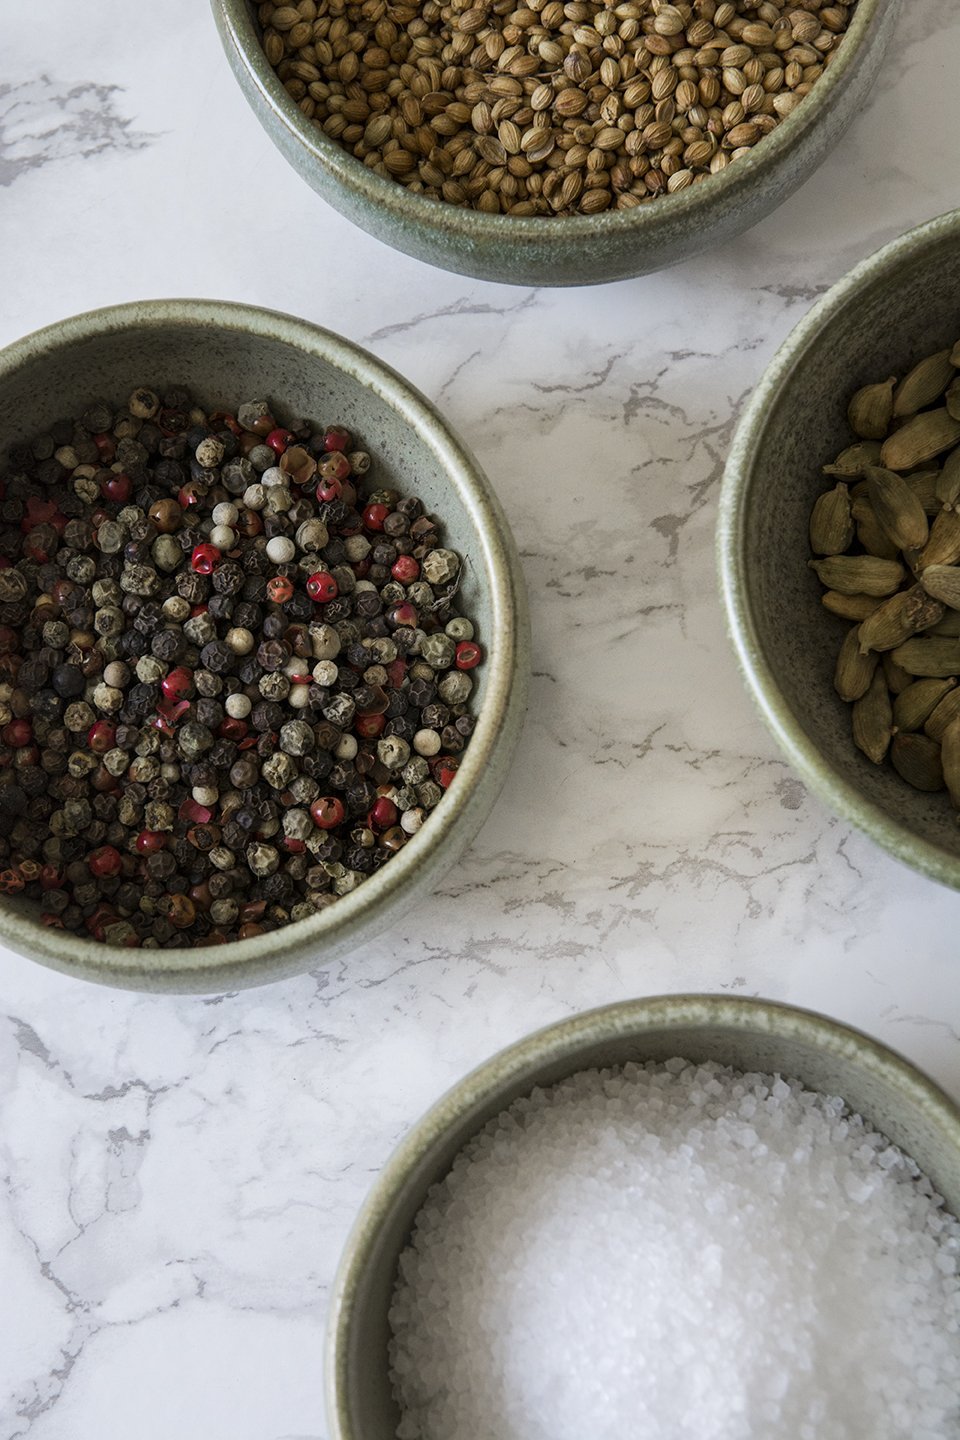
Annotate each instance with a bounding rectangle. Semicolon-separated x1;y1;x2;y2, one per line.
0;77;154;188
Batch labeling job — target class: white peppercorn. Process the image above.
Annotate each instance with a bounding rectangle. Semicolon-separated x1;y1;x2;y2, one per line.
413;728;442;757
266;536;295;563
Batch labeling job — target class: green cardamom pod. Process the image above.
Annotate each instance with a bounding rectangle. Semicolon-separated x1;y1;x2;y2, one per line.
948;377;960;422
919;563;960;611
821;591;884;621
822;441;883;476
889;732;944;791
857;585;942;654
893;677;956;733
882;652;913;694
851;668;892;765
847;376;896;440
928;609;960;637
880;408;960;471
890;637;960;677
935;446;960;510
834;625;878;700
923;685;960;742
809;482;854;555
864;466;929;552
850;496;900;560
941;716;960;808
905;470;941;516
918;509;960;570
809;555;905;597
893;349;955;417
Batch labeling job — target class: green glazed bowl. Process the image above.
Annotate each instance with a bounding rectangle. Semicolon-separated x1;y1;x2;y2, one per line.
719;209;960;889
0;300;529;991
326;993;960;1439
211;0;898;287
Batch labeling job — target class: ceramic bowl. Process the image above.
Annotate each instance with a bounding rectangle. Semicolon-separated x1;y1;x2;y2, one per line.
719;209;960;888
326;993;960;1439
0;300;529;992
211;0;898;288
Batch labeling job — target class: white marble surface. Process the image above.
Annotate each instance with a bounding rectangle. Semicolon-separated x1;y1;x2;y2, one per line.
1;2;960;1435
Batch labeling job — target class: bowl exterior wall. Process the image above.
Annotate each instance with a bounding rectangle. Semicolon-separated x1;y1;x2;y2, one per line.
212;0;899;287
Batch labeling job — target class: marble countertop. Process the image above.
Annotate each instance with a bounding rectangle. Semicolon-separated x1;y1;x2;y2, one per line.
2;2;960;1435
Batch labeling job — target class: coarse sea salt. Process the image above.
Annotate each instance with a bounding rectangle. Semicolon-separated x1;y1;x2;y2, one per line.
387;1059;960;1440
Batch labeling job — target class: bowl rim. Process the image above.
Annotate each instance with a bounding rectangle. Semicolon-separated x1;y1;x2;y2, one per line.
212;0;887;247
324;991;960;1440
718;207;960;890
0;297;528;986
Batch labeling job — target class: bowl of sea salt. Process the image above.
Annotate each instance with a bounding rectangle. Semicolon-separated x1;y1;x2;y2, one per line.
327;995;960;1440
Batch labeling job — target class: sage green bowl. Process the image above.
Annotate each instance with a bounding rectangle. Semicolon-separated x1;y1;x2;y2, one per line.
211;0;898;288
326;993;960;1440
0;300;529;992
719;209;960;889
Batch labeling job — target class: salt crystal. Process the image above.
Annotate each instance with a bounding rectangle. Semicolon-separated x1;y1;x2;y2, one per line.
389;1060;960;1440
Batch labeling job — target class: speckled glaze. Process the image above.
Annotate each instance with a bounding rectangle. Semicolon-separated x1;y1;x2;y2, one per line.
0;300;529;992
326;993;960;1440
211;0;898;288
719;210;960;889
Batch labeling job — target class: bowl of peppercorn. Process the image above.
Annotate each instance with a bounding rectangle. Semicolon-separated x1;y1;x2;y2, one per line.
211;0;897;287
0;299;528;991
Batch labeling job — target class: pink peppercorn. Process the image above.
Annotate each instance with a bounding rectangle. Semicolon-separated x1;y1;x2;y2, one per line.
191;543;220;574
369;796;398;829
100;472;132;504
363;503;390;532
2;719;32;749
179;798;214;825
265;427;295;454
310;796;345;829
433;756;459;789
161;667;193;701
87;845;123;878
306;571;338;602
322;426;351;452
391;555;420;583
87;721;117;753
316;477;343;504
266;576;294;604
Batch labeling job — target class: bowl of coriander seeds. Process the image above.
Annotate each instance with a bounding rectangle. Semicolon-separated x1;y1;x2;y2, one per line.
212;0;897;286
0;299;528;991
328;994;960;1439
719;208;960;887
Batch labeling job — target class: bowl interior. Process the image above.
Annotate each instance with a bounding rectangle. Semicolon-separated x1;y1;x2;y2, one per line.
329;998;960;1440
0;302;522;986
725;219;960;880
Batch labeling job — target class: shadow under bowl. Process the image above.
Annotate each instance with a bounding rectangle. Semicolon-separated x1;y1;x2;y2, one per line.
719;208;960;889
211;0;899;287
326;993;960;1440
0;299;529;991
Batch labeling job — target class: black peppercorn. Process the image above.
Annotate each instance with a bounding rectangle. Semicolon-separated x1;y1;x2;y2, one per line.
51;663;85;698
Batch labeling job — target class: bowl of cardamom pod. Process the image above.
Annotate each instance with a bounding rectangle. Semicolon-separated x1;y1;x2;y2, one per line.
211;0;896;286
720;209;960;888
